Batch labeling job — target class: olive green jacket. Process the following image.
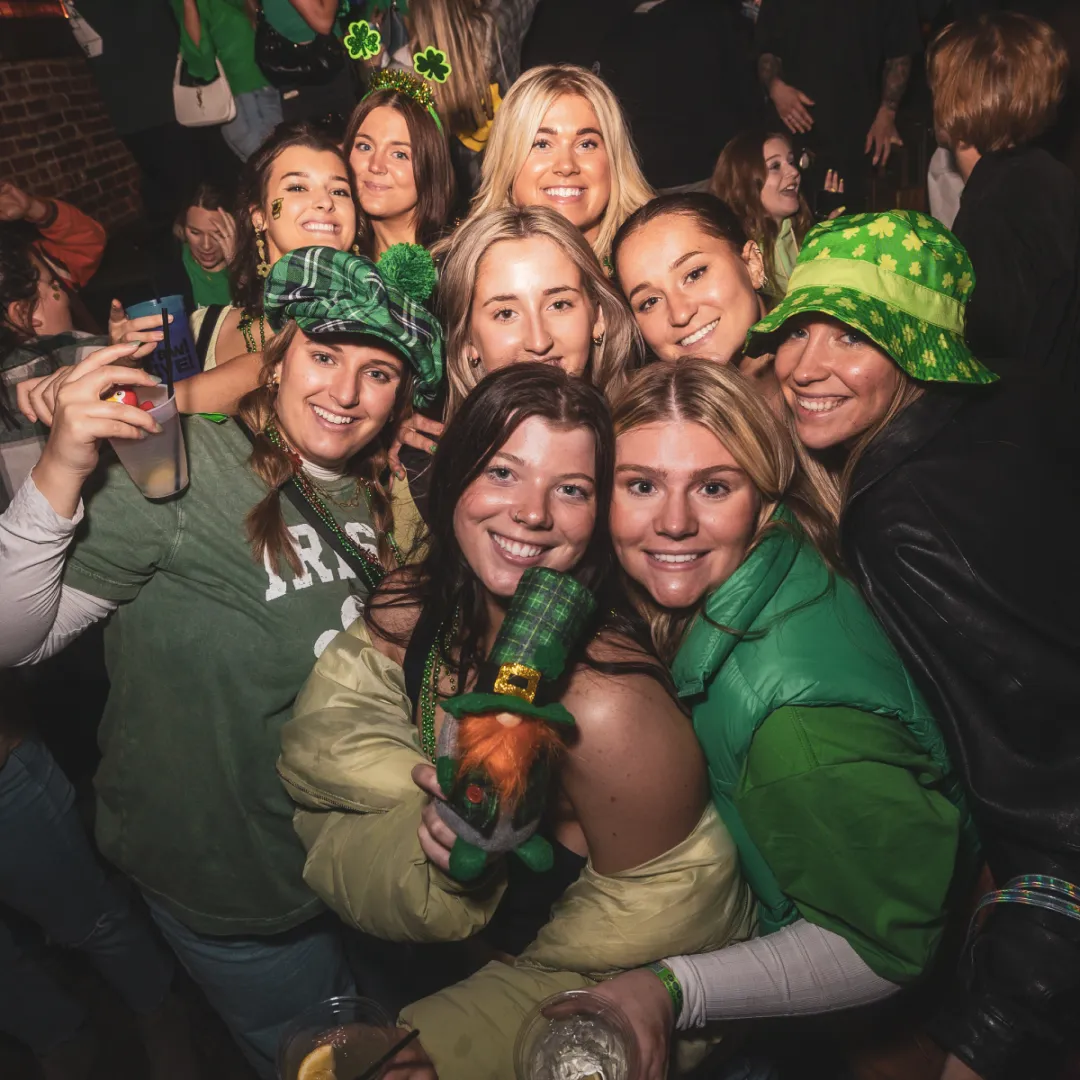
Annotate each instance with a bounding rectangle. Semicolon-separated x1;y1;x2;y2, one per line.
279;620;755;1079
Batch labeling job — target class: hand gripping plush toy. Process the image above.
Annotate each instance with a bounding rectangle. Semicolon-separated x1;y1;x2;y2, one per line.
435;567;596;882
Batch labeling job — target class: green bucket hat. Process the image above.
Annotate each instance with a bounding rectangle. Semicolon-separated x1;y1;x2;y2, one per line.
442;567;597;727
263;244;444;407
745;210;997;384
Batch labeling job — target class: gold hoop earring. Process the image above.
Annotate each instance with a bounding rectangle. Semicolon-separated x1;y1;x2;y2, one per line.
468;354;483;368
592;333;605;348
256;231;271;279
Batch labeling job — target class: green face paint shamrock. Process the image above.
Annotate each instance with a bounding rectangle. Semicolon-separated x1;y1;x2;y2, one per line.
344;20;381;61
414;45;452;83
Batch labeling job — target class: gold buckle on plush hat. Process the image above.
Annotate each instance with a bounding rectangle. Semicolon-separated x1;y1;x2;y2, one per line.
493;662;541;703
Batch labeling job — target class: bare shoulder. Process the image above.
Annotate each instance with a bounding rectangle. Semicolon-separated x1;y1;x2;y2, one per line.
366;566;425;664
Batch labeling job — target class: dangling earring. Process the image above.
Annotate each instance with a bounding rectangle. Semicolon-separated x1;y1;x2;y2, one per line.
351;243;361;256
757;273;770;294
592;333;605;348
256;231;271;278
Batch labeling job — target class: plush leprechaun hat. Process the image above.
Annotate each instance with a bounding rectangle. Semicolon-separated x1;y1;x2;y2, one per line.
442;567;597;726
745;209;997;385
263;244;443;407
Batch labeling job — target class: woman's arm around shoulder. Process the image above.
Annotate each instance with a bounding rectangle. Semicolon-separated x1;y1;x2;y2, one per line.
559;634;708;876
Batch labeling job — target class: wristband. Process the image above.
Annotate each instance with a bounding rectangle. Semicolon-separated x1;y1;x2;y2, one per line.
647;961;683;1021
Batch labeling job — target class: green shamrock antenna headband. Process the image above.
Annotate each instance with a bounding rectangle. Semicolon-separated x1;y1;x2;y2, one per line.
344;19;382;61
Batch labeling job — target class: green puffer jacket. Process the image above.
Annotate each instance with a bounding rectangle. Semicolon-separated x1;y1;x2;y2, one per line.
671;510;978;983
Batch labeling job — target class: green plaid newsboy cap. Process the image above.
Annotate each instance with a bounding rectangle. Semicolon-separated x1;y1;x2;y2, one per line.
746;210;997;385
263;246;444;407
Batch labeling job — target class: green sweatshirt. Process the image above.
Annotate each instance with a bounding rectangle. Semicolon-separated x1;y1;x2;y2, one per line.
64;417;379;935
171;0;270;95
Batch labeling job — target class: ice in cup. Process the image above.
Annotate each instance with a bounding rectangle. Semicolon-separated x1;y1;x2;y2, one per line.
278;996;398;1080
515;990;640;1080
108;384;189;500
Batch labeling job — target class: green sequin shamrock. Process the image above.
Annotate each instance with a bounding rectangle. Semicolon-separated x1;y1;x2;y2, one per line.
414;46;452;83
344;20;381;61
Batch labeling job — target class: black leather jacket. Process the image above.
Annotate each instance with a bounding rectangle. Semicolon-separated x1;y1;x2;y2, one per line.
839;373;1080;1077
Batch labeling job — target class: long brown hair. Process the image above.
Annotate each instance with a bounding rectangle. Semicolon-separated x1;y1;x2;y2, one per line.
366;363;632;681
343;90;456;258
231;125;352;316
612;358;841;662
237;321;411;577
711;131;813;299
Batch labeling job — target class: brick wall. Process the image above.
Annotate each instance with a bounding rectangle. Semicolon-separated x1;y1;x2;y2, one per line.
0;56;142;231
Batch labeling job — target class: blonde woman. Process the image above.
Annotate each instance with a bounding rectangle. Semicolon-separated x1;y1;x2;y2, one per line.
391;206;641;510
464;64;654;265
594;358;976;1080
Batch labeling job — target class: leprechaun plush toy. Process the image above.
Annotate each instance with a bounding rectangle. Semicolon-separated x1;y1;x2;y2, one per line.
435;567;596;882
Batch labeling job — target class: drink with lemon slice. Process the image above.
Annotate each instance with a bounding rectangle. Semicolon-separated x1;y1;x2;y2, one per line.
278;997;397;1080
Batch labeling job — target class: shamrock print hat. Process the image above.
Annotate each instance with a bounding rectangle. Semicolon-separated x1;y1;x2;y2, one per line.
745;209;997;385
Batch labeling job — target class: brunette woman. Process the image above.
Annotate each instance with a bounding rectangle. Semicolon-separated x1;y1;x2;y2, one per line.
612;193;779;404
176;182;237;309
0;245;443;1078
755;209;1080;1080
711;130;842;302
183;123;357;399
594;358;974;1080
279;364;753;1079
464;64;654;266
344;74;455;260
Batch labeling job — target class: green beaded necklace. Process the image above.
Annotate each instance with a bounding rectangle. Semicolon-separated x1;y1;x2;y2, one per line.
419;610;459;761
264;422;403;594
239;310;266;353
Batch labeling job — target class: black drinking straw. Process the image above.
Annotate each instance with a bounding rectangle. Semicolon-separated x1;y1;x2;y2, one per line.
356;1028;421;1080
160;307;173;400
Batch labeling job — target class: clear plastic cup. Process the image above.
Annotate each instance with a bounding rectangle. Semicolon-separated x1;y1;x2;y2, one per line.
515;989;640;1080
108;384;189;500
277;996;397;1080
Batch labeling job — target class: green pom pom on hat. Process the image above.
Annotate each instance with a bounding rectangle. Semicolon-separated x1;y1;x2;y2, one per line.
263;246;444;407
442;567;597;726
745;210;997;386
377;242;438;303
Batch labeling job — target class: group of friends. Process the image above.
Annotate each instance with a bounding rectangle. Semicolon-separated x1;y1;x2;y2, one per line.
0;8;1078;1080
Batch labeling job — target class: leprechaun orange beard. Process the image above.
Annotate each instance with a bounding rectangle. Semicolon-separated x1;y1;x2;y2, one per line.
456;711;565;808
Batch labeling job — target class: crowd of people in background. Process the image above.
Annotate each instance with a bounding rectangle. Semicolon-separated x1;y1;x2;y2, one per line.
1;1;1079;1080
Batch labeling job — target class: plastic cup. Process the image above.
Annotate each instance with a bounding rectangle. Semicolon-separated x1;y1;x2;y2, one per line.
124;295;201;383
108;384;189;500
514;989;640;1080
277;996;398;1080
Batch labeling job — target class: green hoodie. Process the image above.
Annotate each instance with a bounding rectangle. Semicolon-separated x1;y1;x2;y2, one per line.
671;512;977;983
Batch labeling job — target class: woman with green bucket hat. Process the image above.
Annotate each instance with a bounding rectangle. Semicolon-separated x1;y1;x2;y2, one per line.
751;209;1080;1080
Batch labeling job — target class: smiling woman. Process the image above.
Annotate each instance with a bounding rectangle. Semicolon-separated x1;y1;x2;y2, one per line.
278;362;753;1079
711;130;816;303
344;84;455;260
0;244;445;1077
464;64;654;263
612;194;779;403
592;358;976;1078
180;124;357;403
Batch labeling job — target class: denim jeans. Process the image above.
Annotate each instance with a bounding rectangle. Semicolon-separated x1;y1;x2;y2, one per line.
0;740;174;1056
144;896;355;1079
223;86;284;161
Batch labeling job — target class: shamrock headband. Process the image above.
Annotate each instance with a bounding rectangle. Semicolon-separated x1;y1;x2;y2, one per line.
349;27;453;133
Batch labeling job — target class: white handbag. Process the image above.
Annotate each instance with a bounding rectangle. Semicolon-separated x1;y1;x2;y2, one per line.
173;55;237;127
